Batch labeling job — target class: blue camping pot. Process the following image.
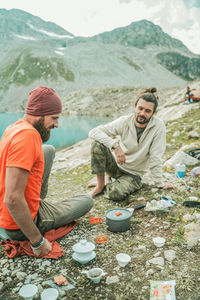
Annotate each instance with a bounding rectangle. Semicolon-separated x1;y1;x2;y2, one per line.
106;205;145;232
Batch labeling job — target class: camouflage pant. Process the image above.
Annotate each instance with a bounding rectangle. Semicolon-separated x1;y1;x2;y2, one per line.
91;141;142;201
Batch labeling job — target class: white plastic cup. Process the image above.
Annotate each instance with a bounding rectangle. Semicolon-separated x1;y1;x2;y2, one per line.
152;237;166;248
87;267;105;284
116;253;131;267
40;288;59;300
19;284;38;300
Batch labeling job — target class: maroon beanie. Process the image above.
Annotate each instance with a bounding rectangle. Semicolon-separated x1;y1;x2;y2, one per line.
25;86;62;116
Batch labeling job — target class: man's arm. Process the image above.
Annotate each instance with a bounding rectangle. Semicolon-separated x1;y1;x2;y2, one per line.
88;116;126;149
4;167;52;256
148;122;166;188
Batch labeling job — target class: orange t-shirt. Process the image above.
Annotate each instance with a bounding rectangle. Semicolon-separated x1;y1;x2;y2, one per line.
0;119;44;229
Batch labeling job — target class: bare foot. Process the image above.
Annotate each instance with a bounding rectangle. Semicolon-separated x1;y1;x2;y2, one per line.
88;185;105;198
88;176;111;188
88;182;97;188
163;184;175;190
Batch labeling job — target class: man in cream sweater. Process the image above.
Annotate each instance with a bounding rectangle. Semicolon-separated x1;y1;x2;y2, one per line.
88;88;171;201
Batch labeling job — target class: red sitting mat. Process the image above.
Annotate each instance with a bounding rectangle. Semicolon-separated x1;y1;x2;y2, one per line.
1;221;78;259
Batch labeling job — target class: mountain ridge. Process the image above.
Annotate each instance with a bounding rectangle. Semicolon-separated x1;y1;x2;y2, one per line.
0;8;200;113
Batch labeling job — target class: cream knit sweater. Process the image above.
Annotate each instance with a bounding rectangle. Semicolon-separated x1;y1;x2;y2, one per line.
88;114;166;187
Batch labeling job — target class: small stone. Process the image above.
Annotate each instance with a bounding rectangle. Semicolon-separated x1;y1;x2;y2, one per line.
137;245;146;251
146;269;154;276
42;261;51;267
42;280;54;287
147;257;164;267
173;130;180;137
59;290;66;297
106;276;119;285
153;252;161;257
164;250;176;263
16;271;27;280
182;214;195;222
142;286;148;290
137;197;146;201
188;130;199;139
0;282;4;291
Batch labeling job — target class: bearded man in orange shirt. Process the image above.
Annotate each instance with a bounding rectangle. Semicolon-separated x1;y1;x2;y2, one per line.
0;86;93;256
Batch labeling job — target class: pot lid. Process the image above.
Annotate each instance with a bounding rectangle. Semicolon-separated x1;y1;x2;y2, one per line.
106;208;131;221
72;239;95;253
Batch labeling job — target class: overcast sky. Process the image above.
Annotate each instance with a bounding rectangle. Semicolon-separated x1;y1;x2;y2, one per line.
1;0;200;54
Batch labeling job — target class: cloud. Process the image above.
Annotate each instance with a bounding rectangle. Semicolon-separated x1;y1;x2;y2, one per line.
119;0;132;3
116;0;200;54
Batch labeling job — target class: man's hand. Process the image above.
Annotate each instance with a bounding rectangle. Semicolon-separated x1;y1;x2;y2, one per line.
32;238;52;257
115;146;126;164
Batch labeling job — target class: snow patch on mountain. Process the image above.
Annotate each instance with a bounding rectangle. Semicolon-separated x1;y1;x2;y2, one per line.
28;23;74;39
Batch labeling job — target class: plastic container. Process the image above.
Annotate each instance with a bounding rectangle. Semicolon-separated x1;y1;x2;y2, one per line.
82;267;106;284
175;163;185;178
19;284;38;300
94;224;109;244
152;237;166;248
116;253;131;267
72;239;96;264
90;217;109;244
40;288;58;300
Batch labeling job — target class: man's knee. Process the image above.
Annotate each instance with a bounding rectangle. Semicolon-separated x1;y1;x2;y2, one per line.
91;141;108;154
104;185;128;201
82;194;94;211
73;194;93;210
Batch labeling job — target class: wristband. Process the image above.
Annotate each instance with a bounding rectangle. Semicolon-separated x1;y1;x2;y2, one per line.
31;236;44;250
111;141;120;150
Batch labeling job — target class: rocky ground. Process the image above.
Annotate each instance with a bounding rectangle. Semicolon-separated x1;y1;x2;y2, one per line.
0;84;200;300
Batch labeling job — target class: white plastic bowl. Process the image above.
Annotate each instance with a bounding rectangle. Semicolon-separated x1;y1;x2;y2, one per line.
116;253;131;267
40;288;59;300
153;237;166;248
19;284;38;300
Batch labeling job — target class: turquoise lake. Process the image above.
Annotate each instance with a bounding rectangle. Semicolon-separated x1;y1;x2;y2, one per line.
0;113;109;150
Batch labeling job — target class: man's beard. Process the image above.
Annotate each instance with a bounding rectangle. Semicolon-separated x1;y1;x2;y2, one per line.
136;115;150;124
33;117;51;142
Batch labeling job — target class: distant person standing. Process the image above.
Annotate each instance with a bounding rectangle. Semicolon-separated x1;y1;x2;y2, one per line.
0;86;93;256
88;87;173;201
184;86;192;103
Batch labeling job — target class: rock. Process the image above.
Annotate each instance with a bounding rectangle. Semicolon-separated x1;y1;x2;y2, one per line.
173;130;180;137
59;289;66;297
146;269;154;276
16;271;27;281
42;261;51;267
42;280;54;287
151;188;158;193
182;214;195;222
0;282;4;291
106;276;119;285
164;250;176;263
184;222;200;248
188;130;199;139
137;197;146;201
153;252;161;257
147;257;164;267
137;245;146;251
193;213;200;223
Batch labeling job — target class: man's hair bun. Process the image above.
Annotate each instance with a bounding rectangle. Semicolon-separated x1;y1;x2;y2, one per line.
143;87;157;94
